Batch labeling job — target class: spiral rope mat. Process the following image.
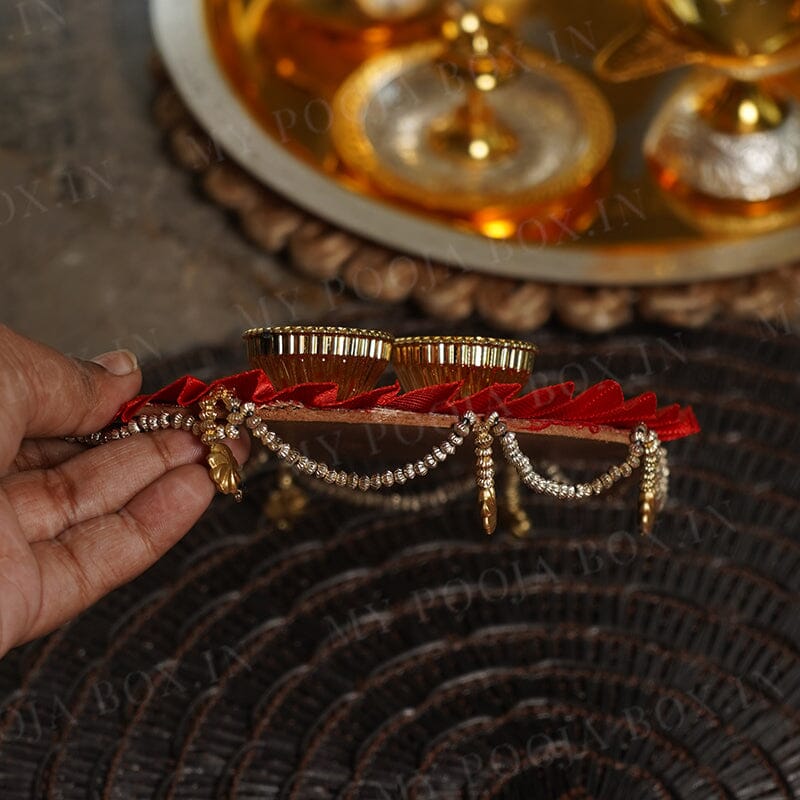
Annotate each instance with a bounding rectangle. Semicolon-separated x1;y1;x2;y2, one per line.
1;318;799;799
152;68;800;335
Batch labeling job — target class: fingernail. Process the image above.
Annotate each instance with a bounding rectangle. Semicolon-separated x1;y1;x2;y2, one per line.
91;349;139;376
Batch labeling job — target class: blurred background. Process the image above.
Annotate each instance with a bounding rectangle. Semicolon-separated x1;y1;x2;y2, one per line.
0;0;331;360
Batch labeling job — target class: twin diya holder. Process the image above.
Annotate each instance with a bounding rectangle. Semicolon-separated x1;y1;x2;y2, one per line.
70;327;698;536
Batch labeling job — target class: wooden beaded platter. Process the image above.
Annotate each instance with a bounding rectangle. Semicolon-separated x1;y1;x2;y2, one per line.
151;0;800;289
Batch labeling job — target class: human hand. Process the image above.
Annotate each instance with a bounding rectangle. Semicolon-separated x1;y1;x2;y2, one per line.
0;326;247;657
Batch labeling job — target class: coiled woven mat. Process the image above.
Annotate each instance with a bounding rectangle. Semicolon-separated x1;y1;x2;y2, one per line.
153;67;800;335
1;316;798;799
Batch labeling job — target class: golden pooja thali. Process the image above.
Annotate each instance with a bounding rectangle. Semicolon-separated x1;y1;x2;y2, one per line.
151;0;800;325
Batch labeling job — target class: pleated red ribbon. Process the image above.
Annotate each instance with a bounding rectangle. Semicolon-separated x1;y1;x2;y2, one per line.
117;370;699;442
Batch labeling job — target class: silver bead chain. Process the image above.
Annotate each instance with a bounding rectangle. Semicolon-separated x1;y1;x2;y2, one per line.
499;422;667;502
67;411;198;445
67;388;669;534
244;407;477;492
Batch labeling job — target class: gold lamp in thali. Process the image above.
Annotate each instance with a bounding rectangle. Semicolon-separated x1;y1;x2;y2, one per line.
331;4;616;239
596;0;800;232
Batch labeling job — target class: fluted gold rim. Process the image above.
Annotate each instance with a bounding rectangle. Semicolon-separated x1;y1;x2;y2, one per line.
243;326;395;338
243;326;394;359
392;335;536;395
244;326;394;398
394;335;537;352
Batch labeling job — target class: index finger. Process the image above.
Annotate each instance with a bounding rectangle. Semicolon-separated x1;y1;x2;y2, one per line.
0;325;142;469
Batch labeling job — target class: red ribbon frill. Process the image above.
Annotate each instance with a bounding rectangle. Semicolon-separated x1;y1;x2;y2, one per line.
118;370;699;442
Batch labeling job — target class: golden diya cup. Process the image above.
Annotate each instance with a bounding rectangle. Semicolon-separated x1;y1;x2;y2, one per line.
392;335;536;396
595;0;800;220
243;326;394;399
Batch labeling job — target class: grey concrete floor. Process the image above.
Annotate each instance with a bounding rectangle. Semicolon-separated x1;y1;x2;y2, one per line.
0;0;340;363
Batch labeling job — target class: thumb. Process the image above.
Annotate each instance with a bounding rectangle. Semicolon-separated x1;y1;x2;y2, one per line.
0;326;143;450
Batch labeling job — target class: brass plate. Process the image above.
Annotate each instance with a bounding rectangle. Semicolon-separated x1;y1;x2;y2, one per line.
151;0;800;285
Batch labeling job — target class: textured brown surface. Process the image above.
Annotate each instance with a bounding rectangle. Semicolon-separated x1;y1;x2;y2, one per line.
152;74;800;335
0;320;799;799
